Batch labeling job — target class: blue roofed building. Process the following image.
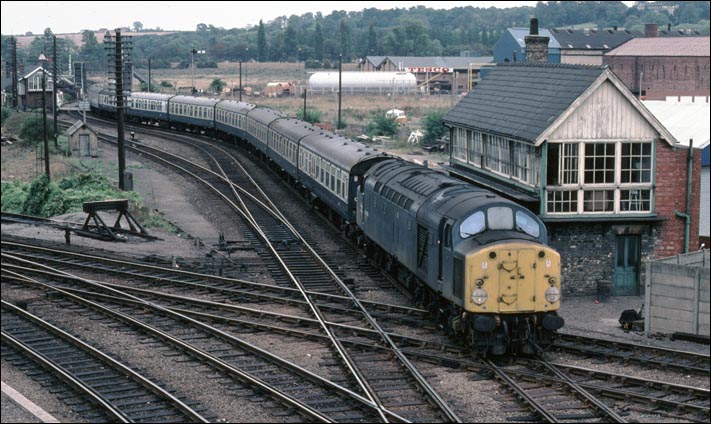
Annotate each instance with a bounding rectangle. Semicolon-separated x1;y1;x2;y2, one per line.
493;25;560;64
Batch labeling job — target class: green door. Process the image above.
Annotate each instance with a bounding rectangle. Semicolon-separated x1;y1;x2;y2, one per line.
614;235;639;296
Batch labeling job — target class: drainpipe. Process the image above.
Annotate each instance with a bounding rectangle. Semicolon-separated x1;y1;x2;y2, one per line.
675;139;693;253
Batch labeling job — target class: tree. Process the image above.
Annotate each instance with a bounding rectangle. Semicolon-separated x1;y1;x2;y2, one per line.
367;114;398;138
422;110;447;146
210;78;225;93
339;19;351;60
284;25;298;61
367;23;377;55
257;20;267;62
80;30;103;64
314;22;324;61
133;21;143;32
19;115;45;145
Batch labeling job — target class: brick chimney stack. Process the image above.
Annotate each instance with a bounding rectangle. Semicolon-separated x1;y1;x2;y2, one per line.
525;18;549;63
645;23;659;37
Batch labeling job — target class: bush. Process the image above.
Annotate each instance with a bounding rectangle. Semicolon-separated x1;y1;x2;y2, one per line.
297;108;321;124
58;173;141;213
21;174;65;217
160;80;173;88
422;110;448;146
19;115;45;145
197;61;218;68
1;107;12;127
304;60;321;69
3;111;32;138
1;180;29;213
366;114;397;137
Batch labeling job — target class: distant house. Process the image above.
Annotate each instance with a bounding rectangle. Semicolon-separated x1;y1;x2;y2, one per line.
603;36;710;99
549;27;638;65
442;62;700;296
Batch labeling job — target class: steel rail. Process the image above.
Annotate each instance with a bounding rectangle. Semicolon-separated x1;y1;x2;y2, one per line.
186;134;462;423
2;255;409;423
2;300;210;423
2;261;351;423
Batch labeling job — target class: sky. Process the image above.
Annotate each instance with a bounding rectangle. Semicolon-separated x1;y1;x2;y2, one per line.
0;1;551;35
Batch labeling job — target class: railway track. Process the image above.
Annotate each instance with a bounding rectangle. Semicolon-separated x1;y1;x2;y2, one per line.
4;239;710;422
1;300;210;423
31;113;707;422
553;332;710;376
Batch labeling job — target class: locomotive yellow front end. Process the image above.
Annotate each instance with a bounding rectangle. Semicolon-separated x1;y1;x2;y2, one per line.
462;242;564;355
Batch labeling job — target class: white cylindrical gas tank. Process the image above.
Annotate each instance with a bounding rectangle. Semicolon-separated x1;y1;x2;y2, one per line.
309;72;417;91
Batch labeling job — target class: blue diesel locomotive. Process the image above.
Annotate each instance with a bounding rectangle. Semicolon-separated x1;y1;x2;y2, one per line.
90;88;564;355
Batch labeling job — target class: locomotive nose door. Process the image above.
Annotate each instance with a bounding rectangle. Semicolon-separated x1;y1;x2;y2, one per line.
497;247;536;312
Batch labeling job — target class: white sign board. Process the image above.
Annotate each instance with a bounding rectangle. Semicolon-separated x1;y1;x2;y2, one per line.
78;101;90;111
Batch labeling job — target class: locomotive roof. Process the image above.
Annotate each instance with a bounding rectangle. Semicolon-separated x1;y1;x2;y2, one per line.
216;100;256;114
129;92;174;101
366;159;527;224
169;96;222;106
247;107;284;125
270;118;320;141
300;131;389;170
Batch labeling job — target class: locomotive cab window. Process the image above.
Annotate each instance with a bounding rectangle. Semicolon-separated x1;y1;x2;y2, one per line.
487;207;513;230
515;211;540;238
460;211;485;238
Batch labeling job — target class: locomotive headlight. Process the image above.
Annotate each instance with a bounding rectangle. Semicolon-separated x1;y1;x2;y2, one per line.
545;286;561;303
472;288;488;305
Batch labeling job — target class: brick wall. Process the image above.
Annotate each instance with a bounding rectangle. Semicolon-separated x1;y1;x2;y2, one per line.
548;222;656;296
605;56;710;96
653;139;701;256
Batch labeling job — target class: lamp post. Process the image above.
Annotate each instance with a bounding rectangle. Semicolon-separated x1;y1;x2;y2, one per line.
297;47;302;83
190;48;205;95
39;52;50;179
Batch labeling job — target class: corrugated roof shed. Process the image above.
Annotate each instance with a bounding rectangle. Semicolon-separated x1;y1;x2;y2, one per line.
443;63;605;143
642;97;710;148
605;36;710;57
373;56;494;69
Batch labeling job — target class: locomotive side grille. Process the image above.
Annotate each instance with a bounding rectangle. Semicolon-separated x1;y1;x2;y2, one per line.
417;225;429;272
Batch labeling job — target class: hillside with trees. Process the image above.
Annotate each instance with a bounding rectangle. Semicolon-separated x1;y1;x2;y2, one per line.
2;1;710;71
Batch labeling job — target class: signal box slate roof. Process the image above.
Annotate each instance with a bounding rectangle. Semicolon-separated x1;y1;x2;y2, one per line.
443;63;605;143
605;37;710;56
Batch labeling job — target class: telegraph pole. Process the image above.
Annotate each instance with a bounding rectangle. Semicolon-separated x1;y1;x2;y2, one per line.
52;35;58;148
115;29;126;190
39;52;50;179
337;54;342;131
105;29;131;190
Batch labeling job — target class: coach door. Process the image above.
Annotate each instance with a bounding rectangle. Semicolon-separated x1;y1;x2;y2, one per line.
614;235;640;296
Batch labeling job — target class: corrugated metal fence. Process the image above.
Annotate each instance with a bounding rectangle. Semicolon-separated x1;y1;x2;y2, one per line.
644;249;710;336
